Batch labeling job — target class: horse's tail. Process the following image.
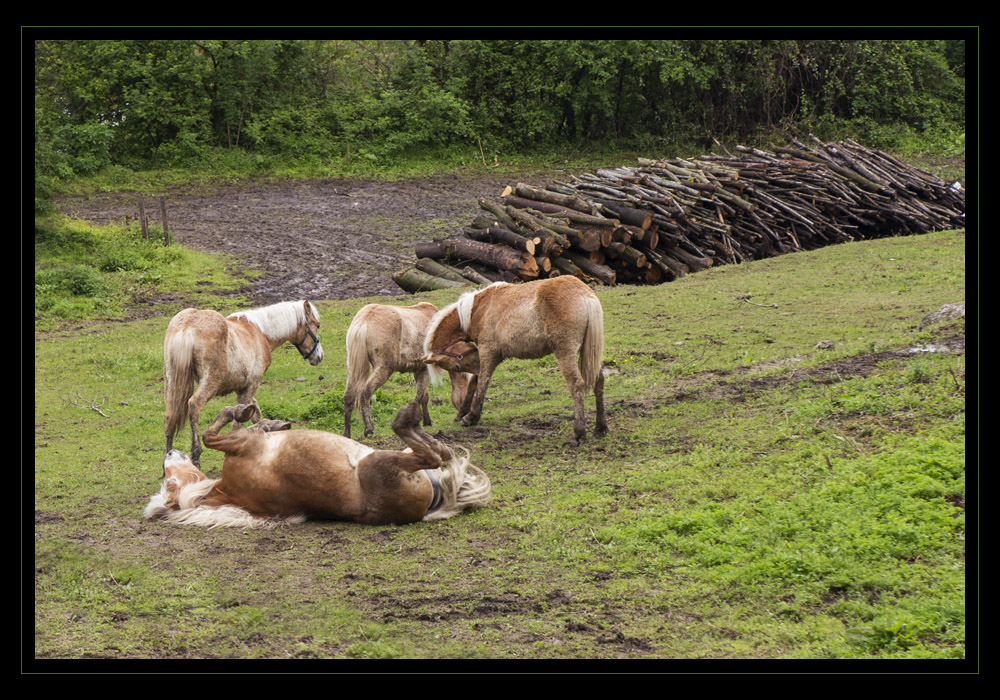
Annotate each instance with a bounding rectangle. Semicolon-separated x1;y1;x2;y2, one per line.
344;318;371;409
144;478;305;529
164;328;196;440
422;447;492;522
579;294;605;394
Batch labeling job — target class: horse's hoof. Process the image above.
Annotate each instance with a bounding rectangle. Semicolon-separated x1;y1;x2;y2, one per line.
234;404;256;423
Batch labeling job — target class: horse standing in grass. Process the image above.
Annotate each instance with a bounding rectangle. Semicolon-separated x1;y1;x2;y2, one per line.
421;276;607;446
145;400;491;527
343;302;472;439
163;300;324;466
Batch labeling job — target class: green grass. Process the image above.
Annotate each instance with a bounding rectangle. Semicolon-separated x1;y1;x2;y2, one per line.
33;216;254;329
32;227;968;664
49;142;656;199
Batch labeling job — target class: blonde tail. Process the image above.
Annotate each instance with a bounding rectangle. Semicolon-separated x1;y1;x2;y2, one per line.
344;320;371;410
164;330;196;441
579;295;605;394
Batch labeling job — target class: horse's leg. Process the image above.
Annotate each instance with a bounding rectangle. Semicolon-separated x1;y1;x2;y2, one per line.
201;404;259;455
186;382;218;466
414;368;432;427
234;387;262;428
593;369;608;436
456;374;478;422
204;403;255;438
554;348;589;446
343;382;356;439
392;400;452;464
360;363;393;437
461;352;500;427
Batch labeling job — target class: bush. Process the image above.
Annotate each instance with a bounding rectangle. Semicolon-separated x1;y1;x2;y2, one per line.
35;264;107;297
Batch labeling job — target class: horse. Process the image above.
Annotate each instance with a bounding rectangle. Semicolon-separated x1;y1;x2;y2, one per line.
144;400;491;528
343;302;472;439
421;276;607;446
163;300;324;467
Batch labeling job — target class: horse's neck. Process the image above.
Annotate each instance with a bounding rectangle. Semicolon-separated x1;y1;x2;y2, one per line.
435;309;466;344
231;309;301;350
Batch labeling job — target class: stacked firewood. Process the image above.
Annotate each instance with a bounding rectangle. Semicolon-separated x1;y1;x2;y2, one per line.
392;137;965;292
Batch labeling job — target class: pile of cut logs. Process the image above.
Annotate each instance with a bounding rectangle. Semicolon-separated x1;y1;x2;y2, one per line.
392;137;965;292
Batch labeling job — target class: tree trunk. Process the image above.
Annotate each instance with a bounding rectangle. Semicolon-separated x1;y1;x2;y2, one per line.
415;237;539;279
392;267;470;294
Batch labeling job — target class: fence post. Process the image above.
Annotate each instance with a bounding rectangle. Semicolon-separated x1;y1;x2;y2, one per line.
160;197;171;245
138;199;149;240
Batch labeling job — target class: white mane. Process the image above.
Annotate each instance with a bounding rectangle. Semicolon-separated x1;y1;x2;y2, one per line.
144;476;304;529
228;300;317;342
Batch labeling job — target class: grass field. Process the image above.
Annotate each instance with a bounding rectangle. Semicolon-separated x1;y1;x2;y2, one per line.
32;227;968;667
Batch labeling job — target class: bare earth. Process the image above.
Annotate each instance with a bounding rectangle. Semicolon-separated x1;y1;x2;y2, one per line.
55;175;545;306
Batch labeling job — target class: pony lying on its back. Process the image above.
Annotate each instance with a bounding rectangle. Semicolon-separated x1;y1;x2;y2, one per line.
146;401;491;528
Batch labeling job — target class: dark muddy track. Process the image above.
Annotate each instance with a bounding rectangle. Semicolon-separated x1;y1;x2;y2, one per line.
56;174;548;305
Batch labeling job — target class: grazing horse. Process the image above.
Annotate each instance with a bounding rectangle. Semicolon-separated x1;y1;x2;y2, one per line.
144;401;491;527
421;276;607;446
163;300;324;466
344;302;472;439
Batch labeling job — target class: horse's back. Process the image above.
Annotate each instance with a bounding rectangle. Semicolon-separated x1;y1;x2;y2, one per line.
357;302;437;369
167;307;228;335
473;277;597;357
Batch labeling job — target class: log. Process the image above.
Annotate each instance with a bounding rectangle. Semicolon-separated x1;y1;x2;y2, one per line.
459;265;495;285
414;258;473;285
550;255;585;279
503;195;619;227
604;244;647;269
668;245;713;272
415;237;540;279
463;225;537;256
562;251;616;285
502;206;572;250
595;200;653;229
505;182;598;214
392;267;469;294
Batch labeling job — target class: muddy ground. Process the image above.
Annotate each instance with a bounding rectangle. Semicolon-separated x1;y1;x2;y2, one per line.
55;174;557;306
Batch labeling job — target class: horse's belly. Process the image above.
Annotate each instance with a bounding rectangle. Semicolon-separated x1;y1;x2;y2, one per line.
229;432;371;519
498;335;552;359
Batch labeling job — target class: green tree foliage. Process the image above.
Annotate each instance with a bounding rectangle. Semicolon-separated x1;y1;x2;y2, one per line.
34;38;965;209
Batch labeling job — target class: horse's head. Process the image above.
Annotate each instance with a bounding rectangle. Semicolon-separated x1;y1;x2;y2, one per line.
421;338;480;376
447;371;475;411
295;300;324;366
161;449;210;509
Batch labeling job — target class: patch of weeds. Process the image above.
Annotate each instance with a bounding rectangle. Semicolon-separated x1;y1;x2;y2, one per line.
258;395;305;423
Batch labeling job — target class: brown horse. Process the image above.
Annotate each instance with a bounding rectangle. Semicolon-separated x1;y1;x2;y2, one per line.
163;300;324;466
421;276;607;446
144;400;491;527
344;302;472;439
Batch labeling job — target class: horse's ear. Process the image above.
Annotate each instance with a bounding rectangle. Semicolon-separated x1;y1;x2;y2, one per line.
420;353;440;365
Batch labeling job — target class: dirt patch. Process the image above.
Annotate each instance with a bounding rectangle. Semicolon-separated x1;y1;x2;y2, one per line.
55;174;555;308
